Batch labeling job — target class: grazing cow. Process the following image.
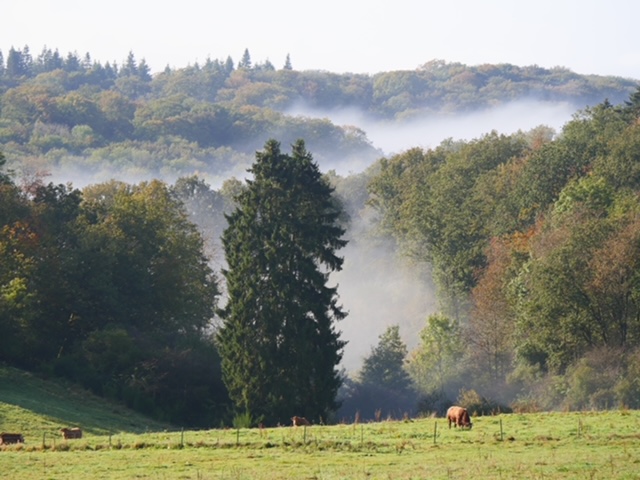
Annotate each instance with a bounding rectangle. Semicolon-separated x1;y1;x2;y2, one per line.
0;433;24;445
446;406;472;429
291;416;311;427
60;427;83;439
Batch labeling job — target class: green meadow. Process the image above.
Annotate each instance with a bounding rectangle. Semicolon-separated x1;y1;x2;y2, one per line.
2;367;640;479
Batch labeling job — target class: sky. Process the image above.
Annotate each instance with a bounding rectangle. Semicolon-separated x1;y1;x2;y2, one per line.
4;0;640;79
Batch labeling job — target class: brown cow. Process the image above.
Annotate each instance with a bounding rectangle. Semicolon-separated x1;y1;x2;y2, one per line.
291;416;311;427
0;433;24;444
446;406;472;429
60;427;83;439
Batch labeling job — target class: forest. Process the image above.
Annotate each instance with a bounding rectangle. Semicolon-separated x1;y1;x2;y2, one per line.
2;45;640;427
0;46;637;184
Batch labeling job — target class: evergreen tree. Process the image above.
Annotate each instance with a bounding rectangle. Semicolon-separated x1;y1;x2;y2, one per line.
359;325;412;392
64;51;81;72
283;53;292;70
261;59;275;71
6;47;27;77
622;86;640;120
224;56;235;74
217;139;347;426
238;48;252;69
138;58;152;81
121;51;138;76
82;52;92;70
21;45;33;76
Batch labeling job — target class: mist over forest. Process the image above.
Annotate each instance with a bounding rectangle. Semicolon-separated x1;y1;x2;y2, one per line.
3;45;640;425
288;99;577;160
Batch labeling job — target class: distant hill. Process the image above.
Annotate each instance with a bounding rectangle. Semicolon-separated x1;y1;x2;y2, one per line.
0;366;173;440
0;47;637;185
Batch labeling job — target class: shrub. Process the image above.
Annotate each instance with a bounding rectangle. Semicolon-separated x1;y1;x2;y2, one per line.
510;397;542;413
415;391;452;417
508;363;568;411
614;348;640;409
564;347;624;410
456;388;512;416
232;411;253;429
337;381;418;422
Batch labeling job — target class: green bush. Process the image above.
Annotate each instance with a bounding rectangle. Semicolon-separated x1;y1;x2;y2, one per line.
456;389;512;416
564;347;624;410
232;411;253;429
614;349;640;408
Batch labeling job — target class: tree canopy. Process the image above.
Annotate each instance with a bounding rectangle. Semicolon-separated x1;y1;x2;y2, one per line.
368;88;640;411
0;172;226;426
0;45;635;186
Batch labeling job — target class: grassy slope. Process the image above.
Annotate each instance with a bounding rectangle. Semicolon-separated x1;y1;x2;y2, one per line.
0;365;173;439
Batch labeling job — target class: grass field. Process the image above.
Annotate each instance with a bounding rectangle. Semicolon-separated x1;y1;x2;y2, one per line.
2;366;640;479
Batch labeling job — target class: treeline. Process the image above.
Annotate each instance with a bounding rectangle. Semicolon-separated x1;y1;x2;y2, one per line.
0;162;233;426
0;47;380;184
4;43;640;421
4;89;640;423
0;45;637;185
358;90;640;414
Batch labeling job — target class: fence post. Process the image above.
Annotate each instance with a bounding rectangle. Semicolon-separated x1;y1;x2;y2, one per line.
433;421;437;444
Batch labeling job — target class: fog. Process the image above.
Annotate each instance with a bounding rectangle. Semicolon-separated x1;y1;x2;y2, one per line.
332;237;437;373
288;99;577;158
40;99;578;376
289;100;577;374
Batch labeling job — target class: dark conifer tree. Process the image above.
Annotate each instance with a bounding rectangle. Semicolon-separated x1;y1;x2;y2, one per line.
121;51;138;77
6;47;27;77
622;86;640;120
64;51;81;72
238;48;252;69
283;53;292;70
224;56;235;74
21;45;33;76
82;52;92;70
359;325;412;392
137;58;152;81
217;139;347;426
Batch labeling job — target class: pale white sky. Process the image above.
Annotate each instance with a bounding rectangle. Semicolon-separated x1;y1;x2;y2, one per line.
4;0;639;79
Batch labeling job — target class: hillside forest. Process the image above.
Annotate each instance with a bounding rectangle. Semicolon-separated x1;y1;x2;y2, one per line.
2;45;640;427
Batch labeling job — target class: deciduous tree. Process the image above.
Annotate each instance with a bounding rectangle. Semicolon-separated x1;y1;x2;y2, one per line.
407;313;464;395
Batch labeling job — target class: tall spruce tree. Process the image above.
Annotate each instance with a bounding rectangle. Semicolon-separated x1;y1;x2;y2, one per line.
217;139;347;426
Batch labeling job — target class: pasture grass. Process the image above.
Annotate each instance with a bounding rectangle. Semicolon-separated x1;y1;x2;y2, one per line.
2;365;640;478
2;411;640;479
